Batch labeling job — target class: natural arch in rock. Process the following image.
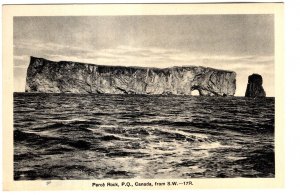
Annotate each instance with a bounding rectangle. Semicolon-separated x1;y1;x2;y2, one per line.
191;89;200;96
25;56;237;96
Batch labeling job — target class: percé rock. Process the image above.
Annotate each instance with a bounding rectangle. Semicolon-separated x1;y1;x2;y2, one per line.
25;56;236;96
245;74;266;97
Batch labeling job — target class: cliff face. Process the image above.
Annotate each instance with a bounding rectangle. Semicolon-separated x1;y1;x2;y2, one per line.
25;56;236;96
245;74;266;97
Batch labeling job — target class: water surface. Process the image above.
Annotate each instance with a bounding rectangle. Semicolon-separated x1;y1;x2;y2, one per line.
14;93;275;180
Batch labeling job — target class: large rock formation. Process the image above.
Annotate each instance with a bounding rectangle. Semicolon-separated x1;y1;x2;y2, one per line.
245;74;266;97
25;56;236;96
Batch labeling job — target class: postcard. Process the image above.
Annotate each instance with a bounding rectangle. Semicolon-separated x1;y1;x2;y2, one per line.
2;3;284;190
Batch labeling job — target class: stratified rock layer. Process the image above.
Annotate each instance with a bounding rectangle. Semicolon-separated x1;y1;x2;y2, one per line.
25;56;236;96
245;74;266;97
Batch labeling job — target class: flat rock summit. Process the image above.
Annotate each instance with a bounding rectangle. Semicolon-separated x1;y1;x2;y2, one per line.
25;56;236;96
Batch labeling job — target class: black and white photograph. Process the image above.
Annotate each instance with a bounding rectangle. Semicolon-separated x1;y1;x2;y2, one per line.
2;3;285;190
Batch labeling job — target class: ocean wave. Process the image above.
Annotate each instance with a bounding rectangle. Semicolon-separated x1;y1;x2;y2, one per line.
13;93;275;179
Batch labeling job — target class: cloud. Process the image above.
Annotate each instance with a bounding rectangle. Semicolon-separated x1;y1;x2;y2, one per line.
13;15;274;95
14;39;274;68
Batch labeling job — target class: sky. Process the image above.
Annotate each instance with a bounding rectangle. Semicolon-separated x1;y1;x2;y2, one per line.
13;15;274;96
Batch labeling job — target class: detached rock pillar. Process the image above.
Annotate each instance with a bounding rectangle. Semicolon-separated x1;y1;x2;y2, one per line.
245;74;266;97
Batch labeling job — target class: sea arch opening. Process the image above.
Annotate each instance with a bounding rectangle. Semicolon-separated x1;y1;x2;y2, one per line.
190;86;200;96
191;89;200;96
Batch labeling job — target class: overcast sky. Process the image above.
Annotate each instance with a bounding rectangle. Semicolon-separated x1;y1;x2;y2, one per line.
14;15;274;96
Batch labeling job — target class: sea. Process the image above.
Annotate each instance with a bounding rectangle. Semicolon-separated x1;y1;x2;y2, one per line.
13;93;275;180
